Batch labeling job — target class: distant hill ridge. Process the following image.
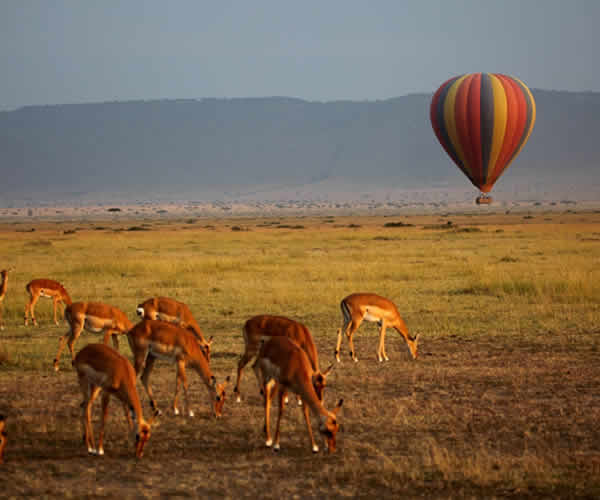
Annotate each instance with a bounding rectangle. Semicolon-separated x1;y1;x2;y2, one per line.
1;90;599;201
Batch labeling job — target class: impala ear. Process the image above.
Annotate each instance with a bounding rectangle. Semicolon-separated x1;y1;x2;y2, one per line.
211;376;216;388
322;364;334;377
333;399;344;416
207;336;214;345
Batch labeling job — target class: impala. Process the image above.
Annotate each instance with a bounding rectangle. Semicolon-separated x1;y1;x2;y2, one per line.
254;336;343;453
24;278;72;326
127;319;229;418
0;415;6;464
0;268;14;331
234;314;326;404
74;343;155;458
54;302;133;371
136;296;212;360
335;292;419;362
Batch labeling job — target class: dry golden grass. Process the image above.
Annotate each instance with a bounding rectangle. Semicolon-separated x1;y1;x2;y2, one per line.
0;211;599;497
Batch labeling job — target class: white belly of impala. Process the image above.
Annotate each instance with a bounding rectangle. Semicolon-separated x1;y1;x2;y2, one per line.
260;358;281;381
158;313;181;324
84;316;111;332
363;311;382;322
149;343;181;361
80;365;109;387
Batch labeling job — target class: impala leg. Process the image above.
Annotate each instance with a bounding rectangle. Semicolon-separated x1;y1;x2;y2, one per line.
263;379;276;448
302;399;319;453
83;385;101;455
52;297;60;326
0;303;4;331
26;293;40;326
273;386;286;451
252;357;266;400
111;333;120;352
175;359;193;417
97;392;111;456
102;329;112;346
346;320;362;362
234;349;255;403
54;319;82;371
78;375;90;445
140;355;160;415
66;321;84;363
335;327;344;362
377;322;389;362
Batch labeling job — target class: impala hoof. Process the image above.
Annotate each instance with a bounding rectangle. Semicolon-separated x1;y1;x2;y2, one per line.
312;445;319;453
173;408;180;416
266;439;273;448
188;410;195;417
273;443;280;452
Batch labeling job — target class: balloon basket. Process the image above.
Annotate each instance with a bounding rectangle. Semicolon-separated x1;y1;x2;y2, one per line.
475;194;493;205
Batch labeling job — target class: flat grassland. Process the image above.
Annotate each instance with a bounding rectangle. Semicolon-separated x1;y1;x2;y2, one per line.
0;211;599;498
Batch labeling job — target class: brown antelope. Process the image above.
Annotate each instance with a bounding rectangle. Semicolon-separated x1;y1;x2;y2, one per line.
136;296;212;360
54;302;133;371
234;314;327;405
24;278;72;326
0;268;14;331
254;336;343;453
74;343;155;458
336;292;419;362
127;319;229;418
0;415;6;464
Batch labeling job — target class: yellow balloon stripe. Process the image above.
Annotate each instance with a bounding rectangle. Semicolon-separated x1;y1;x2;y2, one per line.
443;75;472;178
486;74;508;176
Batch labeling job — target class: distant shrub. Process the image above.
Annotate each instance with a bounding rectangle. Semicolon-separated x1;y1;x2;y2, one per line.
63;229;77;235
499;256;519;263
384;221;414;228
127;226;150;231
455;227;482;233
25;240;53;247
107;207;121;212
277;225;305;229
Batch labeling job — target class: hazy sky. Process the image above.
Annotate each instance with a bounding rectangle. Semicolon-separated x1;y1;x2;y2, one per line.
1;1;598;109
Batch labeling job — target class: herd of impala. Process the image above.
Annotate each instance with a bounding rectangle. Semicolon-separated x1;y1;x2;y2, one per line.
0;268;419;462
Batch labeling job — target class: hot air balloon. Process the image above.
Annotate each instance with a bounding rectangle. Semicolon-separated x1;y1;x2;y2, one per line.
430;73;536;204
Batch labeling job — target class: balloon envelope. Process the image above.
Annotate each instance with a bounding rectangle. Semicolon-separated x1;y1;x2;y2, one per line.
430;73;536;193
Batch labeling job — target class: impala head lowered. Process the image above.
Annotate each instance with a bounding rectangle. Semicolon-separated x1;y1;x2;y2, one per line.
213;375;230;417
320;399;343;453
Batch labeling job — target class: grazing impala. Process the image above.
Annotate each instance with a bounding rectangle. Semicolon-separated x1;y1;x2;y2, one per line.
54;302;133;371
0;415;6;464
24;278;72;326
136;296;212;360
0;268;14;331
254;336;343;453
127;319;229;418
234;315;327;404
335;293;419;362
74;343;155;458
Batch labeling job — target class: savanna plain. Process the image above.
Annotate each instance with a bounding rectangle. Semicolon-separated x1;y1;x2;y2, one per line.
0;210;599;498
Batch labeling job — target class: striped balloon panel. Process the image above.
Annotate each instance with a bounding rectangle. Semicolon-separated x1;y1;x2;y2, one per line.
430;73;536;193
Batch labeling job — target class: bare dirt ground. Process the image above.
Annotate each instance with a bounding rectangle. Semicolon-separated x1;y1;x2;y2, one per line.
1;329;599;498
